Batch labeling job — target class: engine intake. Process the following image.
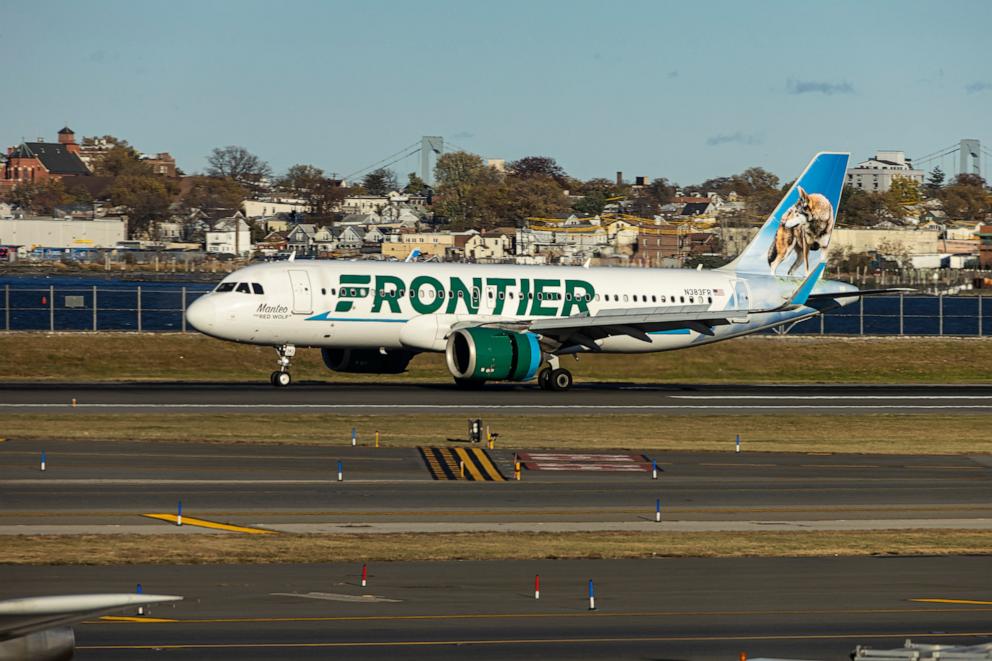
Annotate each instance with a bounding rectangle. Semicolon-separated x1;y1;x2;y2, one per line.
445;328;542;382
321;348;416;374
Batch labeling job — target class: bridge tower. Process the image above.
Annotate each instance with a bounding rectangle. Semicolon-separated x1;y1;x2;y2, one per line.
420;136;444;185
959;139;981;178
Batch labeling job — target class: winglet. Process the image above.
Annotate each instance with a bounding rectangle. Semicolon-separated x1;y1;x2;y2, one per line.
789;262;826;306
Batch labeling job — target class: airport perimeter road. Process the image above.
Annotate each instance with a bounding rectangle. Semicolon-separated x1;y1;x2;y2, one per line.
5;382;992;414
4;557;990;660
1;440;989;530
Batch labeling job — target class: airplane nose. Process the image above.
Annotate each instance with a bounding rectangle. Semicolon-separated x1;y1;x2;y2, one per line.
185;296;216;332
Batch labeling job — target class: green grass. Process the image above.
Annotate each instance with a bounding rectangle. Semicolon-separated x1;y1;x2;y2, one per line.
3;333;992;383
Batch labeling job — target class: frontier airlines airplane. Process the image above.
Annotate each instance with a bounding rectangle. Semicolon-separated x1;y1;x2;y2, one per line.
186;152;890;391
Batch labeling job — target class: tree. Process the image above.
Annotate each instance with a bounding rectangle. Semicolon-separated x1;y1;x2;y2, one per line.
361;168;399;196
433;151;500;227
95;145;150;177
924;166;945;195
184;176;247;212
628;177;676;215
483;176;570;228
4;180;69;215
883;175;923;218
276;164;345;217
404;171;430;195
278;164;325;197
205;146;272;193
108;175;173;238
507;156;568;186
939;183;992;220
953;173;987;189
838;187;885;226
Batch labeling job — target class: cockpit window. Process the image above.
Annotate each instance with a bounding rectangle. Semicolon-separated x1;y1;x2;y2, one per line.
252;283;264;295
236;282;251;294
216;282;236;293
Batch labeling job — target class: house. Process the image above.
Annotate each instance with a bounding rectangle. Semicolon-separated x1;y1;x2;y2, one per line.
205;212;253;256
243;199;308;218
364;226;386;244
337;226;366;250
1;127;91;191
313;226;338;254
465;233;512;261
846;151;924;193
139;152;177;177
285;223;317;255
339;212;381;226
256;230;288;254
380;230;478;261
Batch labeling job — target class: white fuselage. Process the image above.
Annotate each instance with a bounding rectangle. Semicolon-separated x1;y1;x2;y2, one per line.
185;260;855;354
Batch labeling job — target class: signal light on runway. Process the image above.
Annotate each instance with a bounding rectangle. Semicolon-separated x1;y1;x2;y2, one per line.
361;563;368;588
736;434;741;453
655;498;661;523
337;460;343;482
651;459;658;480
351;427;357;447
588;579;596;610
136;583;144;616
375;431;380;449
40;450;46;472
177;499;182;526
71;398;77;408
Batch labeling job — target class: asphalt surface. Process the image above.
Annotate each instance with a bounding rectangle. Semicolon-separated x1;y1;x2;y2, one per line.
4;557;990;659
1;440;989;531
5;382;992;414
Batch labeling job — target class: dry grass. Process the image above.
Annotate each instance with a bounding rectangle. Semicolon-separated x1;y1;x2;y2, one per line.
5;412;992;454
3;530;990;565
4;333;992;383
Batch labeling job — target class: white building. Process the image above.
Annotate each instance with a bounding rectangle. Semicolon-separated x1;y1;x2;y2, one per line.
242;199;308;218
205;213;253;256
846;151;924;193
0;217;126;249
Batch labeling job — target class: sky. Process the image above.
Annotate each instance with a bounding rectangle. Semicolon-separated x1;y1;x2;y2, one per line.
1;0;989;186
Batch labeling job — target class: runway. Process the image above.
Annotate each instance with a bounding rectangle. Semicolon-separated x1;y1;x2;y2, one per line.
5;382;992;414
1;440;989;531
4;557;990;659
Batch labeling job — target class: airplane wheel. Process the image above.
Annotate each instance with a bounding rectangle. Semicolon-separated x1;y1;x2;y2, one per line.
272;371;291;387
537;368;552;390
549;368;573;392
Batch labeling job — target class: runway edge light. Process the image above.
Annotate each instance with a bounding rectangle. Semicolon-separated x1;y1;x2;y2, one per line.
535;574;540;600
588;579;596;611
736;434;741;453
361;563;367;588
136;583;144;616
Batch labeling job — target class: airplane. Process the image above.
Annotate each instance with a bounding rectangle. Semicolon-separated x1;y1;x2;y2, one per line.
0;592;181;659
186;151;899;391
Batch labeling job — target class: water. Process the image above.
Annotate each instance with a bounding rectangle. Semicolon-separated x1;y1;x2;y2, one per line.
0;275;987;335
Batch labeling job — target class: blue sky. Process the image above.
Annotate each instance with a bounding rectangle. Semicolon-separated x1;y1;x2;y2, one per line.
1;0;989;185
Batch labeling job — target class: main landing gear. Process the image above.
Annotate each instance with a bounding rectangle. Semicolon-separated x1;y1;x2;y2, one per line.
270;344;295;387
537;356;573;392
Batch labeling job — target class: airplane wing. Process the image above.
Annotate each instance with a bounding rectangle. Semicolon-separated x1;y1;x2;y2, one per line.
0;593;181;656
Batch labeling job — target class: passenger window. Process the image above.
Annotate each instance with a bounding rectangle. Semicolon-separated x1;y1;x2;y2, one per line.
633;295;638;302
253;283;265;295
708;296;712;304
331;288;336;295
321;288;326;296
680;296;685;303
651;295;657;303
498;291;505;300
216;282;236;293
236;282;251;294
623;294;628;302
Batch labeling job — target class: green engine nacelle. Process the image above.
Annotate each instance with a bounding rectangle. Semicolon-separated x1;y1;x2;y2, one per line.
444;328;543;382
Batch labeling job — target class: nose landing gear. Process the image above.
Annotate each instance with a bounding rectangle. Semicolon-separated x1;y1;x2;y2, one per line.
270;344;296;387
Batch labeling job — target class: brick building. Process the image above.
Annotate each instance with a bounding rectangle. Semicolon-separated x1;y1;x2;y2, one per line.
1;127;91;192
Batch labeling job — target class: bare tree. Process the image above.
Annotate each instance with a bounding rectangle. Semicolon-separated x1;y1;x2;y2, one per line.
206;146;272;194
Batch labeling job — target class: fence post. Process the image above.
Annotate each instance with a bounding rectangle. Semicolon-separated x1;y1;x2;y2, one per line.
49;285;54;332
980;295;984;337
3;284;8;331
938;293;943;336
899;292;904;336
92;286;98;331
859;296;864;336
181;287;187;333
137;286;142;333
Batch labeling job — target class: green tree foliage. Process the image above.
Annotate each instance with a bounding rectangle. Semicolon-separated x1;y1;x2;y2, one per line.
279;164;325;196
404;171;430;195
838;187;885;226
507;156;568;186
925;166;945;196
733;167;780;196
276;164;345;217
361;168;399;196
571;178;626;215
4;180;70;215
205;146;271;194
433;152;500;227
883;175;923;217
184;176;247;212
94;145;150;177
108;175;172;237
954;173;988;188
939;176;992;220
628;177;676;215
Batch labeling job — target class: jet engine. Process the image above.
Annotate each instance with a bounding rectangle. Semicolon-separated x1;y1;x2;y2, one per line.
445;328;542;383
321;348;416;374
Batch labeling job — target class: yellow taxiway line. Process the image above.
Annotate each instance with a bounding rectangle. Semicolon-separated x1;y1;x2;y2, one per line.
912;598;992;605
141;514;274;534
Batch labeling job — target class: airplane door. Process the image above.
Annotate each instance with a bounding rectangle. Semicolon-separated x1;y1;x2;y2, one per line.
288;270;313;314
734;280;750;309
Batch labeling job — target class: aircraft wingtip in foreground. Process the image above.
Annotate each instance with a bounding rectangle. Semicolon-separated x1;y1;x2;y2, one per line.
186;151;908;391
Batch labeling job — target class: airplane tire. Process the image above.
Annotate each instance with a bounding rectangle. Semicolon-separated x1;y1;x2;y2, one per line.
537;368;552;390
549;368;573;392
272;371;291;387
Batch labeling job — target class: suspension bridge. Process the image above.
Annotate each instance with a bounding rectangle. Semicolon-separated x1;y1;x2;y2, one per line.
913;139;991;180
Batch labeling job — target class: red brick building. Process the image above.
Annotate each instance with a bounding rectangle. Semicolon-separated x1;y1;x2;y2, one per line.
1;127;91;191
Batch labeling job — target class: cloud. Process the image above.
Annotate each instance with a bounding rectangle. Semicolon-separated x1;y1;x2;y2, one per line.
705;132;762;147
451;131;474;140
667;70;679;79
965;81;992;94
786;78;854;95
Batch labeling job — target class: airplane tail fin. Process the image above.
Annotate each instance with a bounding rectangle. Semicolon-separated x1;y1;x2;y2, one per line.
722;152;849;277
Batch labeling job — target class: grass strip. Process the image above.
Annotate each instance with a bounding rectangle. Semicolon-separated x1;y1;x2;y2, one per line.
4;333;992;383
3;530;990;565
4;413;992;454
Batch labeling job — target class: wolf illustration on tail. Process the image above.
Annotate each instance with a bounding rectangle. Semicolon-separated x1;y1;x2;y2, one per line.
767;186;835;275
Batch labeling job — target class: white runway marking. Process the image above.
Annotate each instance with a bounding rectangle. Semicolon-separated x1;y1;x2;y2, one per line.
673;395;992;400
